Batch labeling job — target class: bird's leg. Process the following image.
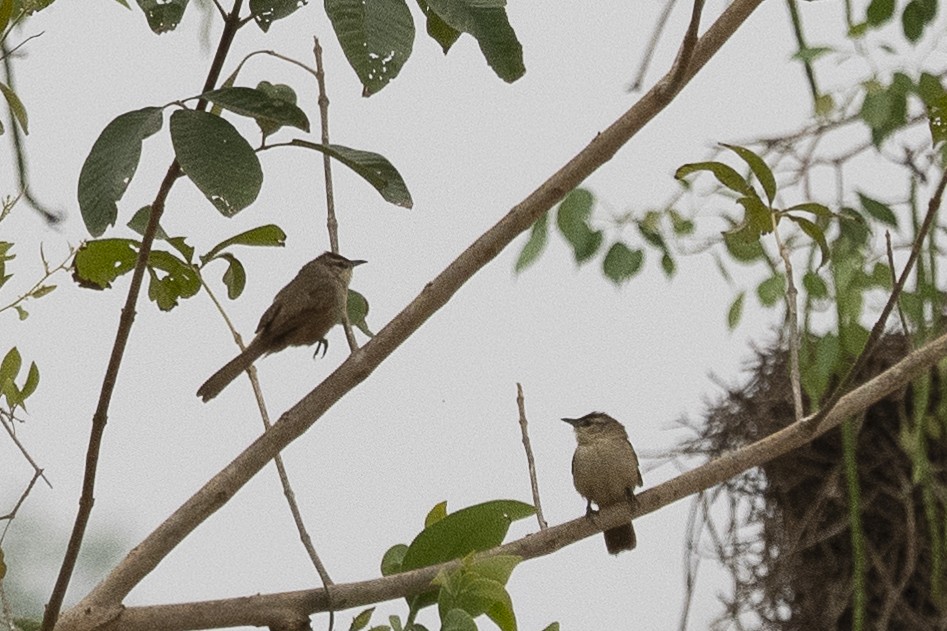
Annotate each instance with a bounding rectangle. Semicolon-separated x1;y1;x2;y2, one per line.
313;338;329;358
624;487;639;512
584;498;602;527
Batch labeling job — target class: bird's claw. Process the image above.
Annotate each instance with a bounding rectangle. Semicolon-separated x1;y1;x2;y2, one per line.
313;338;328;358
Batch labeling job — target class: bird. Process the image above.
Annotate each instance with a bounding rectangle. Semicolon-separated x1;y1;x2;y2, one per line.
562;411;643;553
197;251;366;402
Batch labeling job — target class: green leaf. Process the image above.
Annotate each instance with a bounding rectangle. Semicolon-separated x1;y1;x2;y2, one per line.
287;140;413;208
602;242;643;285
20;361;39;400
803;271;828;299
668;208;695;235
786;214;830;268
202;224;288;263
801;333;840;402
556;189;602;263
756;273;786;307
77;107;164;237
30;285;56;299
815;93;835;117
218;253;246;299
674;161;754;197
381;544;408;576
348;289;374;337
0;348;22;388
791;46;833;64
902;0;927;42
721;144;776;204
734;195;773;235
514;213;547;273
0;81;28;135
418;0;461;53
14;305;27;320
425;0;525;83
249;0;307;32
254;82;299;138
917;72;944;106
857;192;897;227
166;237;195;263
437;572;515;631
727;291;744;330
135;0;187;33
170;109;263;217
200;86;310;133
127;205;170;240
785;202;833;220
541;624;561;631
400;500;534;572
466;554;520;586
926;93;947;147
425;501;448;528
440;609;477;631
146;250;201;311
866;0;894;24
350;607;376;631
660;252;675;276
0;0;13;32
72;239;140;289
325;0;415;96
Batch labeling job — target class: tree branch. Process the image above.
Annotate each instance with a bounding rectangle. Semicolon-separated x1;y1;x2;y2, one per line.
89;327;947;631
59;1;765;628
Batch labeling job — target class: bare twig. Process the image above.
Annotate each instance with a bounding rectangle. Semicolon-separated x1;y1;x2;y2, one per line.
40;4;247;630
804;167;947;432
0;246;74;317
627;0;679;92
515;383;546;530
771;219;804;422
74;327;947;631
61;2;765;626
885;231;911;342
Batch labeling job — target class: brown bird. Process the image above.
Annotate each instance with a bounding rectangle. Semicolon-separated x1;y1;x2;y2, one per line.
197;251;365;402
563;411;643;553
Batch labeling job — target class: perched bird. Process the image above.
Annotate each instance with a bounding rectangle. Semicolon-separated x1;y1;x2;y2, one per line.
197;251;365;402
563;411;643;553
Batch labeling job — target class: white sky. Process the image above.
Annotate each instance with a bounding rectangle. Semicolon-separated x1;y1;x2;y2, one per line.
0;0;922;629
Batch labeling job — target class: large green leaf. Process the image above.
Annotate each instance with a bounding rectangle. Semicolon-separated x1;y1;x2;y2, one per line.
249;0;307;31
287;140;413;207
170;109;263;216
425;0;524;82
417;0;461;53
325;0;415;96
72;239;140;289
200;86;310;133
136;0;187;33
77;107;164;236
675;161;754;196
202;224;288;263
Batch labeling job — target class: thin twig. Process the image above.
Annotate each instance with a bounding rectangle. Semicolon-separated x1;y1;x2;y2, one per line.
627;0;679;92
804;167;947;432
313;37;358;355
515;383;546;530
63;2;765;623
771;219;804;422
0;246;74;317
199;276;335;590
40;3;247;629
886;231;911;343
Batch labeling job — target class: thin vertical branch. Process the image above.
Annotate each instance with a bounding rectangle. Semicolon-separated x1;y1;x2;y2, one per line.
627;0;679;92
313;37;358;354
772;219;805;422
515;384;546;530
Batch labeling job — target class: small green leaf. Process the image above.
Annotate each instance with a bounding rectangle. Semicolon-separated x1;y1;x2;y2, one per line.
440;609;477;631
202;225;288;264
30;285;56;299
792;46;833;64
917;72;944;106
200;86;310;133
556;189;602;263
786;214;830;268
20;361;39;400
675;161;754;197
127;205;170;240
803;271;828;299
287;140;413;208
350;607;376;631
218;253;247;300
902;0;927;42
602;242;643;285
815;93;835;117
136;0;187;33
541;624;561;631
467;554;520;586
78;107;164;236
72;239;140;289
0;0;13;32
0;81;28;135
249;0;307;32
735;195;773;235
660;252;675;276
866;0;894;24
14;305;27;320
756;274;786;307
668;209;695;235
727;292;744;330
381;544;408;576
418;0;461;53
0;347;22;385
170;109;263;217
146;250;201;311
348;289;374;337
254;82;299;138
721;144;777;204
857;192;898;227
425;501;448;528
514;214;547;273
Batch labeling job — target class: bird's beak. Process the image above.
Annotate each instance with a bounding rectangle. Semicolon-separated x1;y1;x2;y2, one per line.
561;417;580;426
350;259;367;267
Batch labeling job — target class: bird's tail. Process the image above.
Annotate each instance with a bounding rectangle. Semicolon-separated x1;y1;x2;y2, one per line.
604;523;636;554
197;340;266;402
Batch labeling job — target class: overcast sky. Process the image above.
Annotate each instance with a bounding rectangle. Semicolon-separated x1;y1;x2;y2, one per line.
0;1;919;629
